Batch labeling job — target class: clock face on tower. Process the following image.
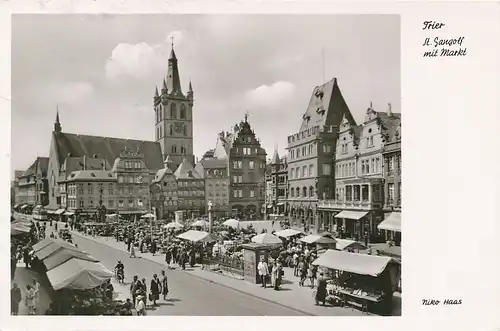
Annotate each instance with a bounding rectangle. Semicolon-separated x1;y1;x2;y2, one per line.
174;122;183;134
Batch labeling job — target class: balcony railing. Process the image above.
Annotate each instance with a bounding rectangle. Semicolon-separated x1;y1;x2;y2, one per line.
318;199;382;210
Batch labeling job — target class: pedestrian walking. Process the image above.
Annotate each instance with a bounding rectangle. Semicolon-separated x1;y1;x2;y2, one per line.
32;278;40;312
165;248;172;268
127;237;132;252
11;283;21;315
161;270;169;300
270;262;277;288
315;272;327;306
150;274;161;306
257;257;269;288
23;246;31;268
130;242;136;258
274;262;283;291
11;254;17;280
25;285;36;315
299;259;307;286
130;275;140;305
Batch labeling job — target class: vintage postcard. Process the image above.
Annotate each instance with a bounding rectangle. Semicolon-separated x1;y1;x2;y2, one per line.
1;1;499;331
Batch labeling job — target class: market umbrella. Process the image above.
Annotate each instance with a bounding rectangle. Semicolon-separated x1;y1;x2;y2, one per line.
176;230;215;243
141;213;155;218
222;219;240;228
251;233;283;245
164;222;183;229
191;220;209;227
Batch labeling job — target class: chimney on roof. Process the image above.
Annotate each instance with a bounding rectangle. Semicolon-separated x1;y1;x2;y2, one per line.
83;155;86;170
387;103;393;117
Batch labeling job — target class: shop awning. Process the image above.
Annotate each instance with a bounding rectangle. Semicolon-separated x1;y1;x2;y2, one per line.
335;239;368;251
177;230;215;243
20;205;28;210
54;209;65;215
267;205;273;209
277;202;284;206
63;211;75;216
300;234;337;245
43;249;99;271
34;205;42;210
377;212;401;232
44;203;59;211
13;203;20;208
312;249;394;277
46;259;113;290
274;228;303;238
334;210;368;220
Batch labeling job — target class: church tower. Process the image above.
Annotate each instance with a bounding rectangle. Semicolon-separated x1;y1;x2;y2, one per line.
153;43;195;171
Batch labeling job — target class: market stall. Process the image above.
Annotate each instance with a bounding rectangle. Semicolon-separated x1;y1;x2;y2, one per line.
191;220;209;228
177;230;215;243
312;249;399;315
43;249;99;271
47;258;113;291
165;221;184;230
35;240;80;261
251;233;283;246
274;228;303;239
334;239;368;252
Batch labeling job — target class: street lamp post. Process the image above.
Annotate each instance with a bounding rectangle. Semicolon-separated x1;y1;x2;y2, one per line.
208;200;213;233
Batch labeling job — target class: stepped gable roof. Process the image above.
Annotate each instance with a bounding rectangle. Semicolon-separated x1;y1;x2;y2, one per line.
153;167;174;183
174;158;202;180
299;78;355;131
54;132;163;171
199;158;227;169
66;170;116;182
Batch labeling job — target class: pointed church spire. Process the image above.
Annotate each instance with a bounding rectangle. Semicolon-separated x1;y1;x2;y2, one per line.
166;41;182;94
187;80;194;102
54;106;62;134
161;78;168;95
155;86;159;97
189;81;193;92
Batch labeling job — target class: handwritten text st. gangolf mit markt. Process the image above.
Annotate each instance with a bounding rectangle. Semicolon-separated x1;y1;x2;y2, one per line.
422;21;467;57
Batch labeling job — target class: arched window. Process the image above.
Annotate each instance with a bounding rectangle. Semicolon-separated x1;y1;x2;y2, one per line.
180;104;186;119
303;187;307;197
172;145;177;153
309;186;314;197
170;103;177;118
168;124;172;136
180;146;185;154
296;187;300;197
290;188;294;198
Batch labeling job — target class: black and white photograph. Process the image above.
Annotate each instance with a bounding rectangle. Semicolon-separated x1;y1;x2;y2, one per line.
9;14;402;316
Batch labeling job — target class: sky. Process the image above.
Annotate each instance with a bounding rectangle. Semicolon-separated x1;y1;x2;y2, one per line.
11;14;400;178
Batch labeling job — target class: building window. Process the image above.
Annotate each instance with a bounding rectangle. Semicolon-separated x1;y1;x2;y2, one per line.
367;136;374;147
375;158;380;173
128;176;134;183
137;199;143;207
388;156;394;173
296;148;300;158
308;144;313;155
243;148;251;155
172;145;177;153
79;201;84;208
108;200;114;208
118;176;124;183
388;183;395;203
302;187;307;197
302;166;307;177
371;159;375;174
250;189;255;198
88;186;93;195
309;164;314;177
89;200;93;207
323;144;332;153
341;144;348;154
108;185;114;195
249;161;255;170
296;187;300;197
291;150;295;159
128;199;134;207
309;186;314;198
323;163;331;175
118;200;124;207
290;188;294;198
170;103;177;118
180;104;186;119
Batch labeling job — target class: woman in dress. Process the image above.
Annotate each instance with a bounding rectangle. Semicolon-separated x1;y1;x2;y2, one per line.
25;285;36;315
150;274;161;306
315;272;328;306
129;242;136;258
32;279;40;312
161;270;169;300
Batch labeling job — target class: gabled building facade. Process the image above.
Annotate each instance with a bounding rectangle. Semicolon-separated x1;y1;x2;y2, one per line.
318;103;401;241
195;158;230;218
285;78;353;231
265;151;288;216
15;157;49;211
153;46;195;171
213;115;267;219
150;156;179;220
174;158;205;219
